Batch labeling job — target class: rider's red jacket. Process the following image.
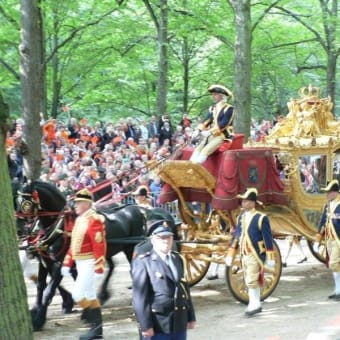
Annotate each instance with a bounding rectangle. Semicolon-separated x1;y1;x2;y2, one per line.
63;208;106;274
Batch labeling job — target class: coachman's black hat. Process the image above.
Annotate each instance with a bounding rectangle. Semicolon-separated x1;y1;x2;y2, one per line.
132;185;151;198
208;84;233;97
74;188;93;203
237;187;263;205
321;179;339;192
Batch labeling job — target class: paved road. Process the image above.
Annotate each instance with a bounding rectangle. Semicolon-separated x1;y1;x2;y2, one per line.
29;239;340;340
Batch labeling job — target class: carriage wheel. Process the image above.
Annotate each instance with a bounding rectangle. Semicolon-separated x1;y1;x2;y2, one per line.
181;247;211;287
307;240;326;263
225;240;282;304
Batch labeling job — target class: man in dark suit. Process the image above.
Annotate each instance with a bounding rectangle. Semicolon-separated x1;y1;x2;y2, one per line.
132;221;196;339
147;115;159;140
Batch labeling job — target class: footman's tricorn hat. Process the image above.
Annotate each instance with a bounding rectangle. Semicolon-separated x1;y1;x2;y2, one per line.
74;188;93;202
151;221;174;237
208;84;233;98
321;179;339;192
237;187;263;205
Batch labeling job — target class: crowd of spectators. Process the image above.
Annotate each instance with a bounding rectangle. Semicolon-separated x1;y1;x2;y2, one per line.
6;110;282;208
6;113;199;206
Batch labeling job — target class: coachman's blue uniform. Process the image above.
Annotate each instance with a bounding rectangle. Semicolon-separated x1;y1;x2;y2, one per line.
233;209;275;266
228;187;275;316
199;103;234;141
315;179;340;300
190;84;234;164
317;198;340;246
132;250;196;336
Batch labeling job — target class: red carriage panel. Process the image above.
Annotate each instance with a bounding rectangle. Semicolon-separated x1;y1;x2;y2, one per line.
158;142;288;210
212;148;288;210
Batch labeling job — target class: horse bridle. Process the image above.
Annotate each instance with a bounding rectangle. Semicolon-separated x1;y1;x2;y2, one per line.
16;189;70;259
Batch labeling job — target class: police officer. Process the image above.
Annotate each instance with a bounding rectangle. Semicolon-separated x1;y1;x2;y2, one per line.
132;221;196;339
226;188;275;316
61;188;106;340
190;84;234;164
314;179;340;300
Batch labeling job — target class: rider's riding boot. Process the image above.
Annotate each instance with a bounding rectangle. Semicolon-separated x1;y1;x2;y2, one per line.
245;288;262;316
80;308;90;324
78;298;92;323
79;307;103;340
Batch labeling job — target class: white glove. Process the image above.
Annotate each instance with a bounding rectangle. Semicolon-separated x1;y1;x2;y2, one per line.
313;242;319;253
61;266;72;277
192;129;200;139
265;259;276;269
225;256;233;266
201;130;211;137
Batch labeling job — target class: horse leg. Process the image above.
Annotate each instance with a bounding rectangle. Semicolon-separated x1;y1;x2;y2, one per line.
31;260;48;331
57;285;74;314
97;256;114;305
123;245;135;290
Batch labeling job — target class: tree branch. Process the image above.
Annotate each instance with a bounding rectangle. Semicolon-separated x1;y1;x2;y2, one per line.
0;58;20;80
44;9;118;66
273;5;327;51
252;0;283;33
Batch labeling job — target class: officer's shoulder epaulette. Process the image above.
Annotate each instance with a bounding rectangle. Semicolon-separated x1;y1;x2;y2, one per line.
138;251;151;259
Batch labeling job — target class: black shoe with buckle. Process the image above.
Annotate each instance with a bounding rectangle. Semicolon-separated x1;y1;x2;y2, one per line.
245;307;262;317
328;293;340;300
297;257;307;264
207;274;218;280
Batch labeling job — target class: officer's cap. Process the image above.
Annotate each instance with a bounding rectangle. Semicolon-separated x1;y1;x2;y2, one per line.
147;219;173;236
151;221;174;237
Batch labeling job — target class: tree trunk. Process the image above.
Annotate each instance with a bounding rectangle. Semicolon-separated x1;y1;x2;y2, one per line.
183;37;189;113
326;52;336;115
19;0;44;180
0;91;33;338
229;0;252;139
156;0;168;117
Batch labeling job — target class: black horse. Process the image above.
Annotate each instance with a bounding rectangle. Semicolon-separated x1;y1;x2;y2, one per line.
16;180;149;331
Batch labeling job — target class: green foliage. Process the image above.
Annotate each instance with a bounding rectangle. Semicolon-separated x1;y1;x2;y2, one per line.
0;0;339;126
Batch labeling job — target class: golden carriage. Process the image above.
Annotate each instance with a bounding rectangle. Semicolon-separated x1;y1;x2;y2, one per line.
149;85;340;304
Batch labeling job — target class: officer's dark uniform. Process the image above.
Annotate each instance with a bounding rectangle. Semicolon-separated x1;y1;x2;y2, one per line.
132;225;196;339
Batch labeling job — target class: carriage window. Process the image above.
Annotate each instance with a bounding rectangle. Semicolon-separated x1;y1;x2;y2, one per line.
333;151;340;182
298;155;327;194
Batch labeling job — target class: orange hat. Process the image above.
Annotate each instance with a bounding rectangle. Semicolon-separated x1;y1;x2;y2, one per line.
80;118;88;125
